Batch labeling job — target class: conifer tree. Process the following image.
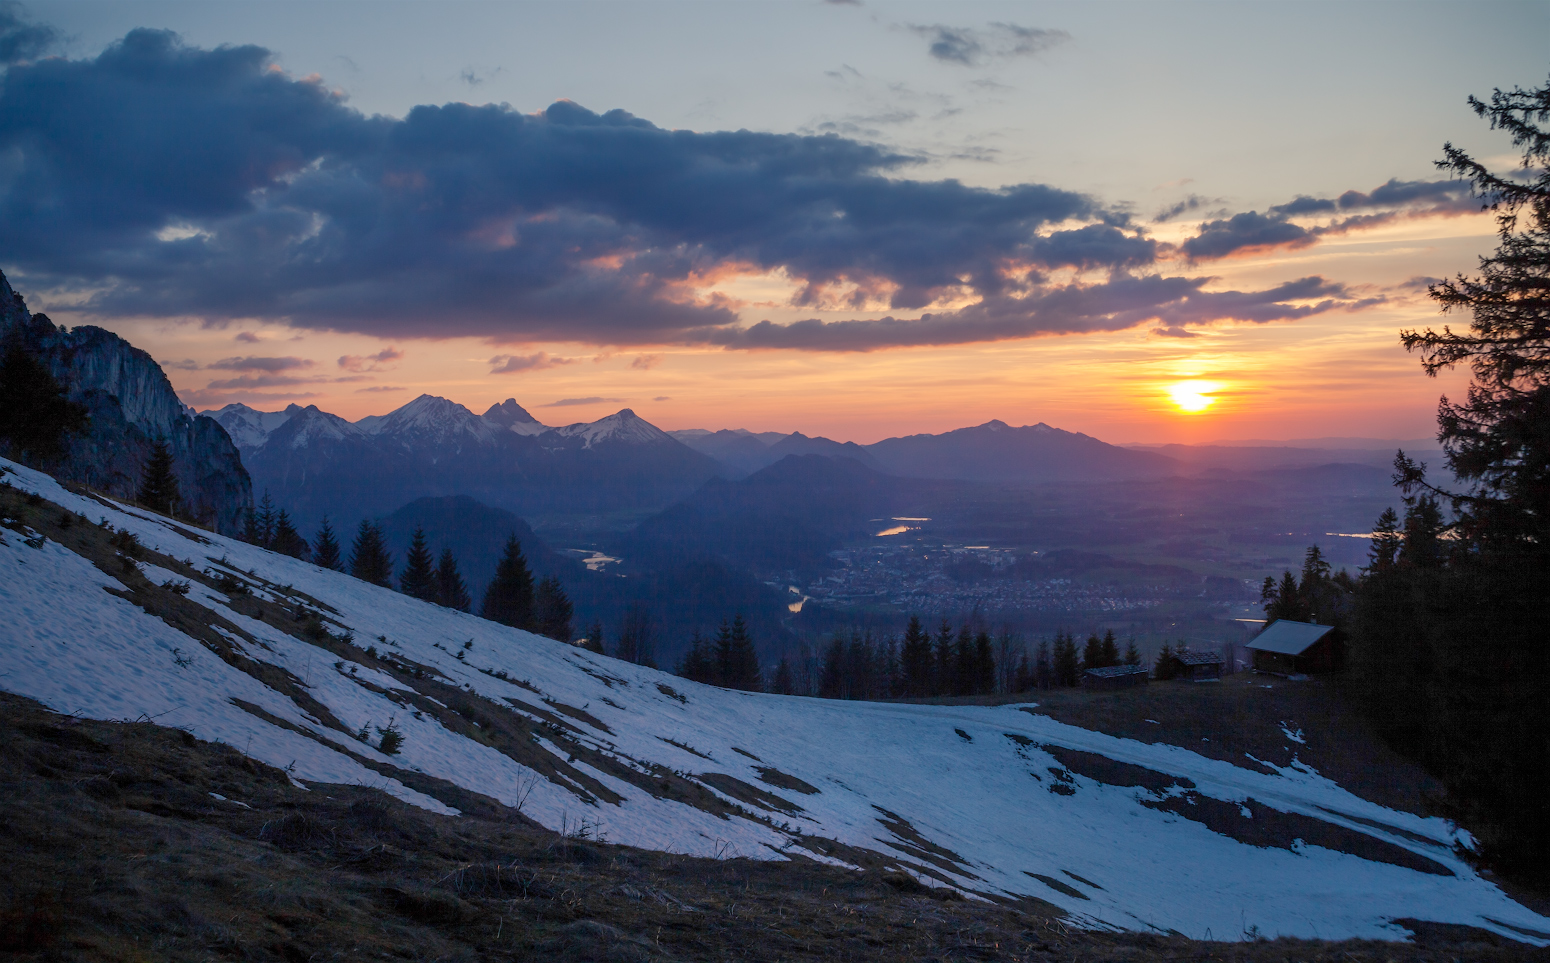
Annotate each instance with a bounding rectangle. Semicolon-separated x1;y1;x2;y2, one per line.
136;438;180;516
818;635;845;699
1124;639;1142;666
534;575;574;642
582;620;604;655
1032;639;1051;689
772;655;795;696
349;520;394;587
312;516;342;571
900;615;932;697
1099;629;1119;668
716;614;761;692
1053;632;1080;686
435;548;472;611
0;340;88;464
614;605;654;667
951;625;975;696
677;631;718;684
973;629;995;695
271;509;308;559
398;527;438;602
480;534;535;629
933;619;955;697
254;491;277;549
1154;642;1177;680
1366;507;1402;574
1080;632;1103;672
1014;648;1032;692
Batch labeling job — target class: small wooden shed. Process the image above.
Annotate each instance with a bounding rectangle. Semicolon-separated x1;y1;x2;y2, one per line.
1082;664;1150;691
1248;620;1339;675
1173;648;1224;681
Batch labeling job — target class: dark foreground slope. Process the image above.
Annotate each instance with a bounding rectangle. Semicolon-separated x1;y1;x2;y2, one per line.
1;693;1542;963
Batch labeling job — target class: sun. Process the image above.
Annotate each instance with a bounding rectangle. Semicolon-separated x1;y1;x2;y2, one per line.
1166;380;1222;413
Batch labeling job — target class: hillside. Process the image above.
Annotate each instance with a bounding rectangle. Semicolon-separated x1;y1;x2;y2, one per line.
2;456;1547;947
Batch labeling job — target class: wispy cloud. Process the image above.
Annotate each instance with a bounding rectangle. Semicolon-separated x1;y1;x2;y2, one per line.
208;356;315;373
489;351;575;374
337;347;403;373
907;22;1070;66
541;396;624;407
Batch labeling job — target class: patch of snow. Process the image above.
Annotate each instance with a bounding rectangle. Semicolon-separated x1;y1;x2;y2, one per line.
553;409;671;448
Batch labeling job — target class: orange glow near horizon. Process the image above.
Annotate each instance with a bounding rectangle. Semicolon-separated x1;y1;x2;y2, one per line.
48;209;1490;447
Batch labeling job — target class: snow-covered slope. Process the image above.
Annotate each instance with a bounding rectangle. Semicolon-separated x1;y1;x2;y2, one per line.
483;398;550;437
356;394;502;450
1;455;1545;946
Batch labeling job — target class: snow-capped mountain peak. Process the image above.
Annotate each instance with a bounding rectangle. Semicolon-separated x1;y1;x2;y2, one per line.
483;398;549;437
554;408;671;448
203;403;298;452
356;394;500;448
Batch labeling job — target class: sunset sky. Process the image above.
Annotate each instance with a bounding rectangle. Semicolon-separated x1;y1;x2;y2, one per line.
5;1;1546;444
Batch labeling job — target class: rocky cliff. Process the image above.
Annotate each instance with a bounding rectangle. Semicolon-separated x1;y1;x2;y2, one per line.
0;271;251;533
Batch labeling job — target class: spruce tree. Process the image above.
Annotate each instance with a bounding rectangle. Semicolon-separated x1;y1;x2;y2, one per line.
1124;639;1142;666
481;535;535;629
1081;633;1104;672
0;341;87;463
933;619;955;697
1053;632;1080;686
953;626;975;696
271;510;308;559
818;636;845;699
900;615;932;697
1366;507;1402;574
677;631;717;684
1154;643;1177;680
772;655;795;695
716;614;761;692
582;620;605;655
349;520;394;587
1100;629;1119;668
973;630;995;695
533;575;573;642
254;491;277;549
398;527;438;602
312;516;342;570
1034;639;1052;690
136;438;179;516
435;548;472;611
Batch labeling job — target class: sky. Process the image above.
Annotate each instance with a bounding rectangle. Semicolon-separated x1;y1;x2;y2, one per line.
3;1;1546;444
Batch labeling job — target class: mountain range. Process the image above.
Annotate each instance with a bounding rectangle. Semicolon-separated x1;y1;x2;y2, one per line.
207;397;722;533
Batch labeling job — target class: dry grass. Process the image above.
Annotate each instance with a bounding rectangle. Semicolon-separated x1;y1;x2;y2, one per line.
0;693;1545;963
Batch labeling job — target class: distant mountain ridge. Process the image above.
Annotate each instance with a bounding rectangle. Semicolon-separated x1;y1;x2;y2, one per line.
205;396;721;532
672;419;1177;483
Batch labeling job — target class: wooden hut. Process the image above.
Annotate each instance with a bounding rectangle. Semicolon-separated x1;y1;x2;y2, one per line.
1173;648;1224;681
1248;620;1339;675
1082;664;1150;691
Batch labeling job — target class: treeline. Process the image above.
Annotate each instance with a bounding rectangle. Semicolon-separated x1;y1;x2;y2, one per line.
671;613;1146;699
239;491;574;644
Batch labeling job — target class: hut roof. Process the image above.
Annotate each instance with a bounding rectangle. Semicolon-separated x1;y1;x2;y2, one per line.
1084;664;1149;679
1175;649;1223;667
1248;620;1334;656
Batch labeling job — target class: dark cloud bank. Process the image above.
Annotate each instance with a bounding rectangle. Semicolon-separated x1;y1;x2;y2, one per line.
0;24;1413;351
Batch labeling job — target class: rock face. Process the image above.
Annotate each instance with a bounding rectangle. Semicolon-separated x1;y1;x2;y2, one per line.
0;271;252;533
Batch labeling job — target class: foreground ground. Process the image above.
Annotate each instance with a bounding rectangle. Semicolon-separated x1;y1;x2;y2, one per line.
1;693;1544;963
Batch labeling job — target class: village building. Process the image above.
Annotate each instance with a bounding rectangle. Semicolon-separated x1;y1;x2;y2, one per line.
1248;620;1340;675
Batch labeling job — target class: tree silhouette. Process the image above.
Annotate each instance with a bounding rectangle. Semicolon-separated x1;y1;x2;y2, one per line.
136;438;179;516
435;548;471;611
398;527;437;602
312;516;342;570
0;340;87;464
271;509;308;559
349;520;394;588
533;575;573;642
481;535;535;630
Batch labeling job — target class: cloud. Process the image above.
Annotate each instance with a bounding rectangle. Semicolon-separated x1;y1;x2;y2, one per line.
488;351;574;374
908;22;1069;66
162;357;202;370
234;331;261;343
356;385;405;393
0;4;56;65
208;355;315;372
337;346;403;372
653;395;671;401
541;396;625;407
630;354;662;370
699;275;1378;351
204;373;317;389
1179;211;1316;262
1154;194;1218;223
0;24;1385;354
181;387;319;406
